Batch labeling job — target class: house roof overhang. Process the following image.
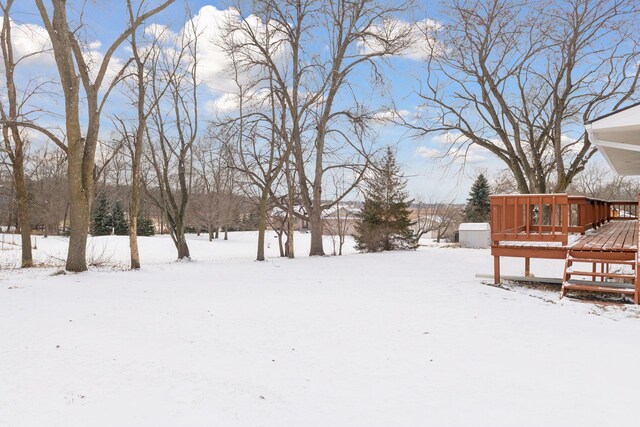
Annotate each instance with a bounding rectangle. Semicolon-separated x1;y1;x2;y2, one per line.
585;101;640;176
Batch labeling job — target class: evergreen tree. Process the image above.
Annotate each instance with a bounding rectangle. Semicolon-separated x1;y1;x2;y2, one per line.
91;192;112;236
137;216;155;236
464;173;491;222
112;201;129;235
354;147;418;252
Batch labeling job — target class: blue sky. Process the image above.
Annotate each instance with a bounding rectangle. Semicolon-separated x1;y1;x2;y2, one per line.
3;1;612;203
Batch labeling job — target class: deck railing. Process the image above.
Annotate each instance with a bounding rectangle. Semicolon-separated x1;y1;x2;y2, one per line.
567;196;608;232
490;194;637;245
490;194;570;245
608;200;638;220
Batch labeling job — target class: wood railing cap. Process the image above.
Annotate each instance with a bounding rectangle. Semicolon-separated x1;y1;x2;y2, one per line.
490;193;569;197
490;193;636;204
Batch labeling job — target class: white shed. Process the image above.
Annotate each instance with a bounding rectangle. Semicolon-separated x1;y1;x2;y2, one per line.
458;223;490;249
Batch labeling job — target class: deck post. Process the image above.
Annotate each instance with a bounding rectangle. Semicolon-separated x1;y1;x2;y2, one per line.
494;255;501;284
524;257;531;277
635;265;640;304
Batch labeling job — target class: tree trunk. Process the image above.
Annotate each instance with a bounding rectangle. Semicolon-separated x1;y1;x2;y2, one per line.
62;203;68;234
286;218;294;259
66;198;90;271
14;157;32;267
224;226;228;240
129;214;140;269
278;230;284;257
309;206;324;256
6;188;13;233
64;153;93;272
129;140;142;269
256;192;268;261
177;237;190;259
65;141;91;272
208;228;213;241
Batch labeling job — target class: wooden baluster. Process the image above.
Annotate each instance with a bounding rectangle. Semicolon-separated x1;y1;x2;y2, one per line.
513;197;520;241
551;197;556;236
538;197;542;235
500;197;505;235
562;203;568;245
526;198;530;237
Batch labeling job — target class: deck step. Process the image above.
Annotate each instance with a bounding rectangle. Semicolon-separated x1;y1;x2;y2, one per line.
562;248;639;301
562;282;636;295
566;257;636;265
565;269;634;279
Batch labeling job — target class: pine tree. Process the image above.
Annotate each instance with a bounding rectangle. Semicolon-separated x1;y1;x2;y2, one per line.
112;201;129;235
91;192;112;236
464;173;491;222
354;147;418;252
137;216;155;236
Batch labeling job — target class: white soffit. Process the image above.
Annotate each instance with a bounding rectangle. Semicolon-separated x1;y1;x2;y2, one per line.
585;102;640;176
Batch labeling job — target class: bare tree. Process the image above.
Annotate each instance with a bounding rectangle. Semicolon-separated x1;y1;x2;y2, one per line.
219;20;293;261
223;0;414;257
414;199;462;243
266;199;288;257
298;0;414;256
145;17;198;259
30;0;173;271
324;172;358;256
27;144;69;236
490;169;519;195
412;0;640;194
114;11;173;269
0;0;36;266
0;154;15;232
191;129;239;241
324;203;355;256
569;162;640;200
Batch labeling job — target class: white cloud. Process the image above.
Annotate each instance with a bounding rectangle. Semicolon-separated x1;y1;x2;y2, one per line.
416;146;486;164
417;132;487;164
0;15;125;84
416;146;441;159
458;151;486;164
561;133;587;154
372;109;410;123
152;5;288;99
431;131;470;145
144;23;177;43
183;6;236;90
0;17;54;66
81;43;126;85
206;92;239;114
206;87;275;115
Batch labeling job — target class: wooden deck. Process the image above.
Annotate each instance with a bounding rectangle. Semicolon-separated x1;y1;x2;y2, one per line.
571;220;637;252
490;194;640;303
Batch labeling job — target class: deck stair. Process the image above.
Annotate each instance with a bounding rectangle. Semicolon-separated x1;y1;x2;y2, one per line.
561;250;638;300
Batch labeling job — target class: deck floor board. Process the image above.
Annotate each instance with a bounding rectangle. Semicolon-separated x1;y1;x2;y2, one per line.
572;220;637;252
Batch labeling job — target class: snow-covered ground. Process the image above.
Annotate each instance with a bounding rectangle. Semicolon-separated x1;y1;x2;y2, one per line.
1;232;640;426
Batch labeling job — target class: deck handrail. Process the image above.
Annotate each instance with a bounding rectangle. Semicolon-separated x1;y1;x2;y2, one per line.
490;194;637;245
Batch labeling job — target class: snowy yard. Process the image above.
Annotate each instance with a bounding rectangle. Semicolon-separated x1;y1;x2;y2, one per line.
2;232;640;426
